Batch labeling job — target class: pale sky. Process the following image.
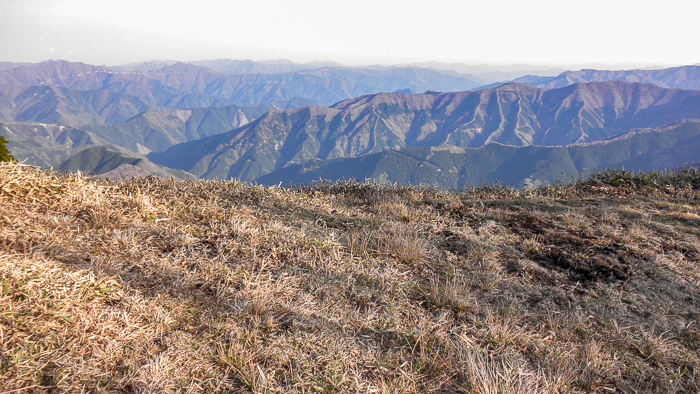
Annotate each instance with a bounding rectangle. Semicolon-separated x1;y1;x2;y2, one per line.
1;0;699;67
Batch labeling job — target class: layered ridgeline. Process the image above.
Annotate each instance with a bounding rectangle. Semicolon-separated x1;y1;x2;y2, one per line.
0;84;151;126
187;59;345;75
0;121;194;179
256;120;700;188
0;121;109;168
0;60;481;108
509;65;700;90
77;103;294;154
59;146;194;180
0;59;484;174
149;81;700;182
0;101;304;167
0;83;316;128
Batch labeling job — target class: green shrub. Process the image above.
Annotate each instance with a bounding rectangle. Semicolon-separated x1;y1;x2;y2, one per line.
0;136;15;163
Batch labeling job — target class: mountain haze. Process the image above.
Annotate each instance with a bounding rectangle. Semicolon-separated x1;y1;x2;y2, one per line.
188;59;344;75
513;66;700;90
0;62;31;71
0;60;482;108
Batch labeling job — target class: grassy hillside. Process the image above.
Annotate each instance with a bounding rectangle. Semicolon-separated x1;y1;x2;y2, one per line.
1;162;699;392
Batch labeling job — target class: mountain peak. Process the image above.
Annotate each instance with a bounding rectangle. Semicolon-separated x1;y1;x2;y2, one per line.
166;62;218;74
490;82;538;91
150;79;700;183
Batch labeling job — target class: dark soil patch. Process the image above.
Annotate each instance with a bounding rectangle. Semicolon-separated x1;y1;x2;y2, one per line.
507;212;633;283
439;230;477;257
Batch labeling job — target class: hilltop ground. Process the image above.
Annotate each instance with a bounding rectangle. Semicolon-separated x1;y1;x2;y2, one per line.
1;162;699;393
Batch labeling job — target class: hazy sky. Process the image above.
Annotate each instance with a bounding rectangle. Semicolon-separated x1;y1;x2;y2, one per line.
1;0;699;67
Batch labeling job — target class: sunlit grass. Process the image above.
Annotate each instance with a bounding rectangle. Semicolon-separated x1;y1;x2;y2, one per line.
1;162;699;392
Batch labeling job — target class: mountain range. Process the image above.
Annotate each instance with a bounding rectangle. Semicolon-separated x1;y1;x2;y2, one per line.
59;146;194;180
76;102;305;153
0;119;192;179
509;66;700;91
0;121;109;168
255;120;700;188
0;84;150;126
0;60;481;108
188;59;345;75
3;59;700;187
0;91;318;165
148;81;700;182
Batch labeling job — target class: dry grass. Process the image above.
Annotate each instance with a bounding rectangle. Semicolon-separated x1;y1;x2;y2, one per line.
1;162;700;393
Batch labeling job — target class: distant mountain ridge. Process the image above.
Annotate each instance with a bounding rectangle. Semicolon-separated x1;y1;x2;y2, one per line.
188;59;344;75
511;66;700;91
0;121;109;168
78;103;283;153
0;60;482;108
0;83;320;161
0;62;31;71
0;119;195;179
148;81;700;181
5;59;700;186
255;120;700;189
0;84;151;126
59;146;194;180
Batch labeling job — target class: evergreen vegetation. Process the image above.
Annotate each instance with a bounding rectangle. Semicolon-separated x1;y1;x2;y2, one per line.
0;135;14;162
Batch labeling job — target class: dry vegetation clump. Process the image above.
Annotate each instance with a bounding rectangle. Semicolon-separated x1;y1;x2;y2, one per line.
1;162;700;393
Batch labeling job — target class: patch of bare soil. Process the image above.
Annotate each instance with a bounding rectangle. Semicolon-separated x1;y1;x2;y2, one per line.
507;211;633;283
438;230;476;257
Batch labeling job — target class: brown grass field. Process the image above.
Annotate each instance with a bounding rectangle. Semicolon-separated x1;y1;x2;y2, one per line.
1;162;699;393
